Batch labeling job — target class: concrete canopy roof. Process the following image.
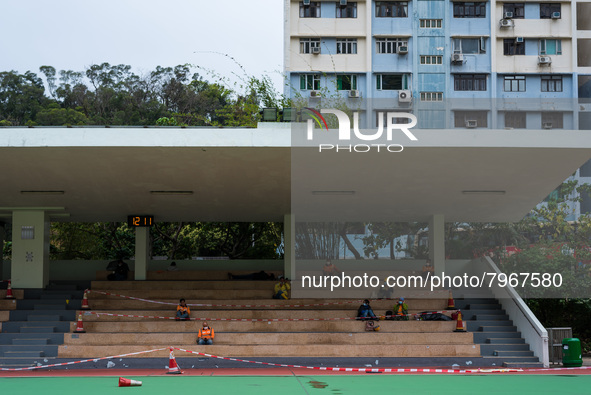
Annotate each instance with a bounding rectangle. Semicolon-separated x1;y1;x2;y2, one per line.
0;125;590;223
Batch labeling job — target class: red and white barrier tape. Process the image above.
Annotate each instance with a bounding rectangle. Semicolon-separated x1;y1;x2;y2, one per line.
87;290;364;308
87;310;459;322
0;347;167;371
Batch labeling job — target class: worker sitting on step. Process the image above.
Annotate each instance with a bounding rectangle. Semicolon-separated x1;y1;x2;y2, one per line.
394;297;409;321
273;277;290;299
197;321;215;345
175;298;190;321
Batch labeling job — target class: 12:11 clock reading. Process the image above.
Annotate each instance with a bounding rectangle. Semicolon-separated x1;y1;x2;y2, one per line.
127;215;154;227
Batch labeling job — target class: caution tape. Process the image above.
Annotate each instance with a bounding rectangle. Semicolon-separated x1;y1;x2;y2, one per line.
87;310;459;322
172;347;525;374
0;347;168;371
87;290;365;308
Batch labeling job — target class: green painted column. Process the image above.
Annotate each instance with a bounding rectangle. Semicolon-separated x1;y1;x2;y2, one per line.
134;227;150;280
429;214;445;276
11;210;50;288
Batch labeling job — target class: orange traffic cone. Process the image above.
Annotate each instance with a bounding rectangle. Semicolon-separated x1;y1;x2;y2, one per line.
4;280;15;299
454;311;466;332
118;377;142;387
81;289;90;310
167;347;183;374
74;313;86;333
447;290;455;309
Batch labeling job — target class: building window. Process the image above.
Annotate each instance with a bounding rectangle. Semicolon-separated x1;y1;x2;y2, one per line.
420;92;443;101
454;74;487;91
337;75;357;90
420;55;443;65
336;2;357;18
376;38;407;54
375;1;408;17
539;39;562;55
420;19;442;28
300;1;321;17
336;38;357;54
376;74;409;90
505;112;527;128
452;37;486;54
454;111;488;128
503;3;525;18
376;111;413;126
453;2;486;18
300;38;321;54
300;74;320;90
504;38;525;55
542;112;564;128
541;75;563;92
504;75;526;92
540;3;560;19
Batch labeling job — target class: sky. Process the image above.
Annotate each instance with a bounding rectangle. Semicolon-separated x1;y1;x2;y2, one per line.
0;0;285;92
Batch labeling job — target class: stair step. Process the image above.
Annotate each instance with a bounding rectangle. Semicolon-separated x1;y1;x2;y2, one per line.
484;356;541;364
2;351;44;358
27;315;61;322
40;294;72;300
474;315;509;321
469;304;502;310
12;338;50;345
486;338;526;344
20;327;56;333
479;326;517;332
493;350;534;357
33;304;66;310
481;344;531;355
502;361;544;368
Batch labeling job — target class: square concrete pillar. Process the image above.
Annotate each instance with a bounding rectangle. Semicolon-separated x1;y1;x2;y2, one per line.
134;227;150;281
11;211;50;288
429;214;445;276
284;214;296;280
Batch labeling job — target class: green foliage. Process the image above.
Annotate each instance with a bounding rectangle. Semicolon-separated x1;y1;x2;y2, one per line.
0;120;12;126
36;108;88;126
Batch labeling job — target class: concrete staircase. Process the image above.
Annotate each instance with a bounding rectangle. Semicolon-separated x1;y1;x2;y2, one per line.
456;291;544;368
55;279;483;364
0;283;85;366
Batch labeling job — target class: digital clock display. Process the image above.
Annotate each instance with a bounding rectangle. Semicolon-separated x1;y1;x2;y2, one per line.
127;215;154;227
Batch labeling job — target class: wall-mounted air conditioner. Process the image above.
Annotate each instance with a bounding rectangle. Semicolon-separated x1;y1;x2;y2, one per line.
543;122;553;129
504;11;513;19
451;53;464;64
398;46;408;54
538;56;552;65
310;90;320;98
311;47;321;55
303;0;311;5
399;90;412;102
551;11;561;19
340;0;347;5
516;37;524;43
348;90;360;98
465;120;478;128
500;19;515;28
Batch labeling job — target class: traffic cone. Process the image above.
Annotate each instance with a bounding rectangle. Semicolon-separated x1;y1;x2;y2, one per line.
167;347;183;374
4;280;15;299
454;311;466;332
447;290;455;309
81;289;90;310
74;313;86;333
118;377;142;387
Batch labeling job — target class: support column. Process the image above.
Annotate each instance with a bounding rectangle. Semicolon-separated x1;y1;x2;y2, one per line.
283;214;296;280
0;222;5;280
428;214;445;276
134;227;150;281
11;211;50;288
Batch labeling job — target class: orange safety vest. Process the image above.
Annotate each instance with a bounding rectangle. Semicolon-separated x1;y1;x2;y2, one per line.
177;305;190;315
199;327;214;339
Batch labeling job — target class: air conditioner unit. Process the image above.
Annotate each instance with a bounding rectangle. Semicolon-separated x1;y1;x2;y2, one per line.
543;122;553;129
451;53;464;64
516;37;524;43
311;46;321;55
398;46;408;54
310;90;321;98
303;0;311;5
348;89;360;98
504;11;514;19
500;19;515;28
339;0;347;5
399;90;412;102
465;120;478;128
538;56;552;65
551;11;561;19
